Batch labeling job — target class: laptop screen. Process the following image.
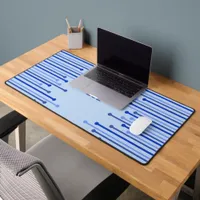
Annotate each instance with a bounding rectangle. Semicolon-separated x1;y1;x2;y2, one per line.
97;28;152;85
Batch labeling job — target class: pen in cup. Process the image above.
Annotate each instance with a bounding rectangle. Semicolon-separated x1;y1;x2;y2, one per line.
80;26;84;32
65;17;72;33
78;19;83;32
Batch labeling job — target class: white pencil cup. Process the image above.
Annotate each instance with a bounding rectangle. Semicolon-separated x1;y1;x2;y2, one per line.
68;27;83;49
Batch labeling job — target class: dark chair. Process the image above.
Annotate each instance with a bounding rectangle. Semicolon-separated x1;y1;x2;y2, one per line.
0;111;129;200
0;110;27;143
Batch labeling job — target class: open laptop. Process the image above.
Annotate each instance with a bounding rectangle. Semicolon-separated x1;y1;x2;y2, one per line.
70;28;152;109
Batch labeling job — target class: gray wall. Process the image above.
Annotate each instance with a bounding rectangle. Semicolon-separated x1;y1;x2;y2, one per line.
0;0;199;90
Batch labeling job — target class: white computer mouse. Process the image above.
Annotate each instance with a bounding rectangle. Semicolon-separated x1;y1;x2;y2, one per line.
129;116;152;136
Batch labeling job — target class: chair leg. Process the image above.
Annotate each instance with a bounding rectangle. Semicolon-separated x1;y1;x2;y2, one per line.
15;121;26;152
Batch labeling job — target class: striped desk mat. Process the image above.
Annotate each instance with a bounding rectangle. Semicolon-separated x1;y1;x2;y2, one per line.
6;50;195;164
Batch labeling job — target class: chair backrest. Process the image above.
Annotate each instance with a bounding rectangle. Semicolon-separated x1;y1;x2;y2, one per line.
0;139;65;200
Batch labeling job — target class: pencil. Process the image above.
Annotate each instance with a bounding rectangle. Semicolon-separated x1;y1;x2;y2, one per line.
80;26;84;32
65;17;72;33
78;19;83;32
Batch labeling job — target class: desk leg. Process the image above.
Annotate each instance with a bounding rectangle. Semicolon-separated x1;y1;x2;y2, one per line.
15;122;26;152
193;166;200;200
171;189;180;200
2;135;9;143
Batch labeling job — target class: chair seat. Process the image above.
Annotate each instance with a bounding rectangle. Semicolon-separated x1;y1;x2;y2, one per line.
27;135;112;200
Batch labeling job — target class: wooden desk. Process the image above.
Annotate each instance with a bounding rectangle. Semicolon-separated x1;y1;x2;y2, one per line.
1;34;200;200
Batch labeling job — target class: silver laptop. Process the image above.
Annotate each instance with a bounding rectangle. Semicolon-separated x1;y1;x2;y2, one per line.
70;28;152;109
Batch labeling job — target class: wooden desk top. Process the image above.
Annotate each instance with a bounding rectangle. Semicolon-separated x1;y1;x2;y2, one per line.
1;34;200;200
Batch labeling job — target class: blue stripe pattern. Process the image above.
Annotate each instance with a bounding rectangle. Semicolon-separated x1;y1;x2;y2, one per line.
5;50;194;165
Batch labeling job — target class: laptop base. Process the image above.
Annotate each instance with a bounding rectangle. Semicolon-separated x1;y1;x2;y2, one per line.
70;66;146;109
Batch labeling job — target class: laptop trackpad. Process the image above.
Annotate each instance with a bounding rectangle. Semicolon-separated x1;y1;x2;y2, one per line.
70;75;92;90
83;82;129;108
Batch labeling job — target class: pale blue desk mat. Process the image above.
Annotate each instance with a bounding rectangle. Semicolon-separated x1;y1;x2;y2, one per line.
6;50;194;164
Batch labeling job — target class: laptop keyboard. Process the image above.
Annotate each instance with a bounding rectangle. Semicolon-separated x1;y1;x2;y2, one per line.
85;67;142;98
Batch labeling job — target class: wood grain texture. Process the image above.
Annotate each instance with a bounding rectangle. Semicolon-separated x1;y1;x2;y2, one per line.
1;34;200;200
